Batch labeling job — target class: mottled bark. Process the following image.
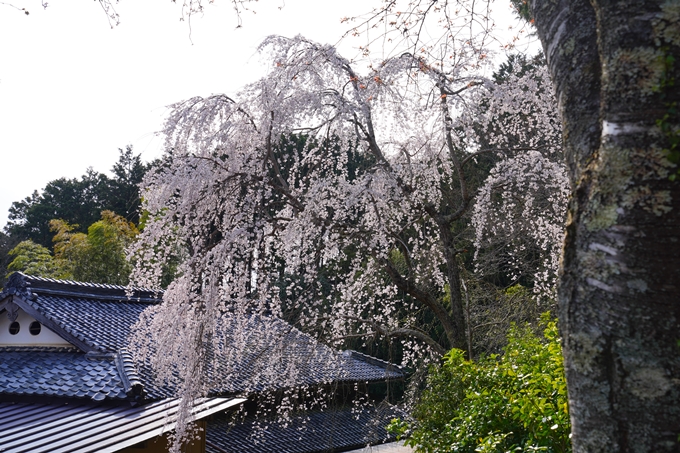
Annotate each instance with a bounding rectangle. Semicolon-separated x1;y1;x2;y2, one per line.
531;0;680;451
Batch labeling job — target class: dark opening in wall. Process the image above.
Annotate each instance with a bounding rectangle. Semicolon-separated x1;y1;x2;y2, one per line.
29;321;41;336
9;322;20;335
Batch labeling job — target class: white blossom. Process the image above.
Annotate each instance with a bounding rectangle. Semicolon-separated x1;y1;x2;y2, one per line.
127;36;565;448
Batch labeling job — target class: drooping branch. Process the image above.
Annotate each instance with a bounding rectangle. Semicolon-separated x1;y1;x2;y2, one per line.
460;146;548;166
130;37;568;432
379;256;460;349
334;315;447;356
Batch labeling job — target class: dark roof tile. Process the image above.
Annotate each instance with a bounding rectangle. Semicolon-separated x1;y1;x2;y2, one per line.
0;350;128;402
206;406;403;453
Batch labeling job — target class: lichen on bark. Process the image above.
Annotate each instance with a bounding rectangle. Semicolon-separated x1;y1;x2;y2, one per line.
532;0;680;451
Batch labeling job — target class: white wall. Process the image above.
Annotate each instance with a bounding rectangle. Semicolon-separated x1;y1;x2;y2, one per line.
0;309;73;347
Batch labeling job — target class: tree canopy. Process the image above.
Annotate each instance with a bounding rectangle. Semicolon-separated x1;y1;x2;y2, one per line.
4;146;149;248
6;240;67;280
6;211;138;285
51;210;138;285
128;34;566;441
5;168;111;248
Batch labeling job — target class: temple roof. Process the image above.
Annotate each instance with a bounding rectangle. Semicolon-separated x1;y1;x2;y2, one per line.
0;273;403;404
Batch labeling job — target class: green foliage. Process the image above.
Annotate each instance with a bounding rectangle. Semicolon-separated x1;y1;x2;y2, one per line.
493;54;546;86
389;248;409;275
5;211;138;285
51;211;138;285
4;146;149;247
7;240;68;279
652;49;679;181
510;0;534;25
464;279;548;359
505;283;528;297
0;231;20;288
5;169;110;248
108;145;149;224
389;314;570;453
509;0;533;24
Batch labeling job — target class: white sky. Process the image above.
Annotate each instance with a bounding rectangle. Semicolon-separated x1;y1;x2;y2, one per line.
0;0;533;228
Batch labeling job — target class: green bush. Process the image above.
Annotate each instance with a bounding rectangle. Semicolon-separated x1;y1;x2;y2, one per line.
389;314;570;453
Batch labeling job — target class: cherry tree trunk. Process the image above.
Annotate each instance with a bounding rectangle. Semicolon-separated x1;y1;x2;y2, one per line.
531;0;680;451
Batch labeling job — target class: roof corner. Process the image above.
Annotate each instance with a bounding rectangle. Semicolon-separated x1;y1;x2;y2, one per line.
1;272;37;303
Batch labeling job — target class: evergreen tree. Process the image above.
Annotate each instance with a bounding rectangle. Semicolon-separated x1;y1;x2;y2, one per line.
107;145;149;225
4;146;149;247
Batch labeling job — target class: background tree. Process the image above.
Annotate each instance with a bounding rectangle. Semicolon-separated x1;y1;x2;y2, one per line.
5;240;66;279
4;211;137;285
0;231;20;288
51;210;138;285
4;146;149;247
107;145;149;225
5;169;109;248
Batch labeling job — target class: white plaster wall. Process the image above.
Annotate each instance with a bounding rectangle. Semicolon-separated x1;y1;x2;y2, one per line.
0;309;73;347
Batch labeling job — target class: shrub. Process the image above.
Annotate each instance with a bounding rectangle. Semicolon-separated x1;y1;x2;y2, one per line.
389;314;570;452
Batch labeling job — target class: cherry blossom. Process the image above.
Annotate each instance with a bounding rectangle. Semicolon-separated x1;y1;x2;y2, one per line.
128;35;565;448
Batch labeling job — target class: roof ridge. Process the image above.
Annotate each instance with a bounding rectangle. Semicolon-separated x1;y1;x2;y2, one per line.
2;272;162;303
343;350;404;373
0;346;78;353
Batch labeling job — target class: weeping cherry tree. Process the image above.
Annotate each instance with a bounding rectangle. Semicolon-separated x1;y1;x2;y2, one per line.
129;35;566;444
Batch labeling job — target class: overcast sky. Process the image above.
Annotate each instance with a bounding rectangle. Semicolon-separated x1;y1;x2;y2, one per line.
0;0;532;228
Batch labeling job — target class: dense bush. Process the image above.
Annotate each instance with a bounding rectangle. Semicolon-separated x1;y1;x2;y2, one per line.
389;314;570;452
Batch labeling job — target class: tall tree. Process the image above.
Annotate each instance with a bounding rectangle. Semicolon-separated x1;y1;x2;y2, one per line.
0;231;20;288
108;145;149;225
51;210;138;285
4;146;149;246
529;1;680;450
5;240;67;280
4;212;137;285
5;169;109;247
129;35;564;428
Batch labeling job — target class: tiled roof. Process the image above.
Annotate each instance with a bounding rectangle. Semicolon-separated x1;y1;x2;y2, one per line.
1;272;160;302
32;293;151;352
115;348;143;396
0;348;127;402
0;347;170;403
338;351;404;383
202;320;404;394
206;406;403;453
1;273;157;353
0;273;403;403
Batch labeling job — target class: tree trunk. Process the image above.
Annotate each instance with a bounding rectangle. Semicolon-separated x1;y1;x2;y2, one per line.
439;221;468;352
531;0;680;451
